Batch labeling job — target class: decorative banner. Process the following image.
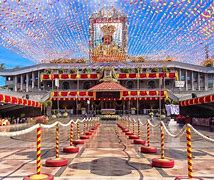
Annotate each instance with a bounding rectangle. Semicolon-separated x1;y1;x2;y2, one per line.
180;94;214;106
41;72;177;80
52;90;165;99
0;93;41;108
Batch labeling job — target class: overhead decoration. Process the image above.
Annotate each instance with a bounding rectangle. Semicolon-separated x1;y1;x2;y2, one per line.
0;0;213;64
0;93;41;108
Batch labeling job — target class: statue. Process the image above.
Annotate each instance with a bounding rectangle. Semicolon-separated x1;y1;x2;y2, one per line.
92;25;124;58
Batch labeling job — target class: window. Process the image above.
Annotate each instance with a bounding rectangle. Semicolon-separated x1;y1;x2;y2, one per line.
148;80;156;89
83;82;91;89
127;81;133;89
62;81;70;90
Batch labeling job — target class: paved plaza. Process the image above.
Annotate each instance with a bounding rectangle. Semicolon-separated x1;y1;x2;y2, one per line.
0;118;213;180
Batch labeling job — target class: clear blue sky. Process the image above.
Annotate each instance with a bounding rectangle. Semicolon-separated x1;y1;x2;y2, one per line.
0;47;33;86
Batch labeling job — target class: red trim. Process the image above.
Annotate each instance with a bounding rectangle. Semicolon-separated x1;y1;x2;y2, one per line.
61;74;69;79
53;74;59;79
81;74;88;79
140;73;147;78
149;73;157;78
129;74;136;78
70;74;77;79
119;74;127;78
130;91;137;96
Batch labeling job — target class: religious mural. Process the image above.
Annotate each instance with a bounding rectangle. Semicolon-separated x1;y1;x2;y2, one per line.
89;7;127;62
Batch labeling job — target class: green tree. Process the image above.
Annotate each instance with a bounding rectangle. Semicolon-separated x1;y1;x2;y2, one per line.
0;63;5;70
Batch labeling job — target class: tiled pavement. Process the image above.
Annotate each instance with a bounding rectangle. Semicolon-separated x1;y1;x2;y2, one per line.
0;119;213;180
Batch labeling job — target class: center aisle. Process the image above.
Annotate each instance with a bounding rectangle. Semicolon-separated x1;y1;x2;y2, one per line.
59;120;161;180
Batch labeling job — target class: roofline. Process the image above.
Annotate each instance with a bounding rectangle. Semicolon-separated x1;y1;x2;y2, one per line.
0;61;214;76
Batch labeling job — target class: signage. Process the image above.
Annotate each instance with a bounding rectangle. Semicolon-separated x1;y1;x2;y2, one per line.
175;81;185;88
55;78;59;87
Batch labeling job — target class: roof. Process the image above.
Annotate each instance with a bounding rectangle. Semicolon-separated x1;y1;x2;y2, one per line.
0;61;214;76
88;81;128;92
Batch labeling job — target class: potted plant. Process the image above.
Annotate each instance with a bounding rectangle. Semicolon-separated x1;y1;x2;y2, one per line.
52;110;57;119
63;108;68;117
58;69;64;74
131;107;136;115
70;68;77;74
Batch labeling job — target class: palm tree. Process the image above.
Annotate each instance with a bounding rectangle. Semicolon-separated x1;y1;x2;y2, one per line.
0;63;5;71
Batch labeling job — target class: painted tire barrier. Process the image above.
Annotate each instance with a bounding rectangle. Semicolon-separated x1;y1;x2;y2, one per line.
133;139;146;145
125;132;133;135
63;146;79;153
85;131;93;135
140;145;157;153
45;158;68;167
152;158;174;168
23;173;54;180
128;135;139;139
80;135;90;139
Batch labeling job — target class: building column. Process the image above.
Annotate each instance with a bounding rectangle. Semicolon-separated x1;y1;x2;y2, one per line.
185;70;188;91
213;75;214;90
205;73;208;91
14;76;17;92
198;72;201;91
179;69;182;81
38;71;40;90
191;71;194;91
26;73;29;92
32;72;35;89
20;74;23;91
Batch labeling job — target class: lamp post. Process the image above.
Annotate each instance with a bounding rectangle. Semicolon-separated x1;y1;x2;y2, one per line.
55;78;60;113
87;100;90;118
137;67;140;118
159;72;165;121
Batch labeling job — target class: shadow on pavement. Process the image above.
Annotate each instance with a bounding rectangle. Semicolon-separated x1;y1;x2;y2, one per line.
69;157;151;176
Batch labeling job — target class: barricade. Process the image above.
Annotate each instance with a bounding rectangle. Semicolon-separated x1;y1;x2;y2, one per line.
0;117;99;180
63;122;79;153
133;119;146;145
140;121;157;153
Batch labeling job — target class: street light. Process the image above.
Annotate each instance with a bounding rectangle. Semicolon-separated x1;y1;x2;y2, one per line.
87;100;90;118
55;78;60;113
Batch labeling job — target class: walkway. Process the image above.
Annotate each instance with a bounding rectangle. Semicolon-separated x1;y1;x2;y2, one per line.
0;118;213;179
